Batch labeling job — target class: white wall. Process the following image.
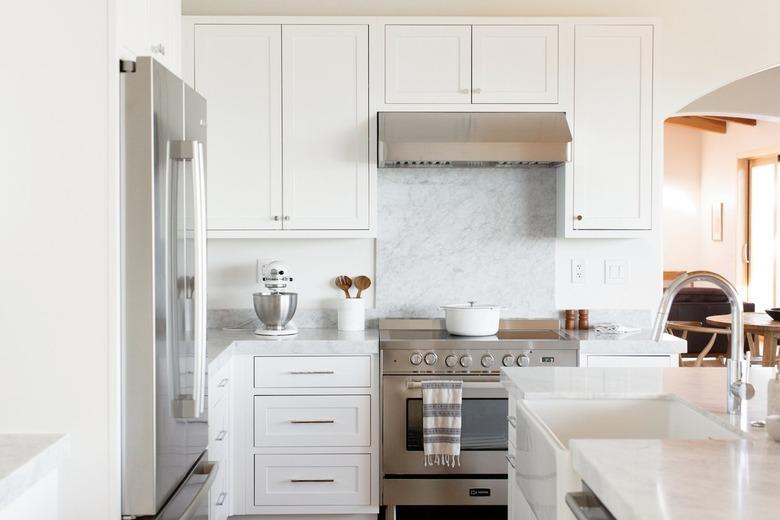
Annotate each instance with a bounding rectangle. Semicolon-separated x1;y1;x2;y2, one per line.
699;120;780;283
663;124;703;271
662;120;780;289
185;1;780;319
0;1;119;520
208;239;375;309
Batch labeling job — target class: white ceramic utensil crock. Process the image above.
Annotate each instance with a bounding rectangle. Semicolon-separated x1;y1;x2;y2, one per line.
441;301;504;336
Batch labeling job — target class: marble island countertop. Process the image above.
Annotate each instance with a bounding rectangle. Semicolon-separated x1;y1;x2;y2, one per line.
208;327;379;371
0;434;68;510
501;366;780;520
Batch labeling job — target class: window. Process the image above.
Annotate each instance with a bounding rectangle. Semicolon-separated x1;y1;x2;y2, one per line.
748;155;780;308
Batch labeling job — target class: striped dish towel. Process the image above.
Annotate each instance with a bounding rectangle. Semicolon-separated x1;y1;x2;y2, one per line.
422;380;462;467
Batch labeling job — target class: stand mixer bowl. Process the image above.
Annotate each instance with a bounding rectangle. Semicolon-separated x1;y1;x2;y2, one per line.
253;292;298;330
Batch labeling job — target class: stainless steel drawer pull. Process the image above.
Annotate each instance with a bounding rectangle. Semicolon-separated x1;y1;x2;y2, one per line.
288;370;335;375
218;378;229;387
215;430;227;441
216;492;227;506
289;419;335;424
289;478;335;483
507;415;517;427
505;454;517;469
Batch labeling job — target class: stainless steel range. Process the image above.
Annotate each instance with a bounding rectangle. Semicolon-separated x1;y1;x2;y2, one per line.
379;318;578;520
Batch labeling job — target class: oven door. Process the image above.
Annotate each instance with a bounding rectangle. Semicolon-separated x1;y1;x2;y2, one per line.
382;374;508;476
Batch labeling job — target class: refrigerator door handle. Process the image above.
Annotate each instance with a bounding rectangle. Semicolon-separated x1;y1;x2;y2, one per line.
192;140;208;416
170;139;208;419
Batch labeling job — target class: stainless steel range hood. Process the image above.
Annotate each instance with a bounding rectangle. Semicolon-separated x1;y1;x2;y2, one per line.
378;112;572;168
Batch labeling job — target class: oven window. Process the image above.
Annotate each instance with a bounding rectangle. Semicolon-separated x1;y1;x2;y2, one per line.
406;398;508;451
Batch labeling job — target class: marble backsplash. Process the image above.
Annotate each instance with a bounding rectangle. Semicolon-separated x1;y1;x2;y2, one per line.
376;167;557;318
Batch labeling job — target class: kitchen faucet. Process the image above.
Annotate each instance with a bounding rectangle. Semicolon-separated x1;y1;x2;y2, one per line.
651;271;755;415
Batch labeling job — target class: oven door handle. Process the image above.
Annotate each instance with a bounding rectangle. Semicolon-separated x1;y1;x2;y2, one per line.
406;381;504;390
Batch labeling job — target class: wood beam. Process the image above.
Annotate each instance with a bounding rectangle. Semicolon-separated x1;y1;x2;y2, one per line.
703;116;757;126
666;116;727;134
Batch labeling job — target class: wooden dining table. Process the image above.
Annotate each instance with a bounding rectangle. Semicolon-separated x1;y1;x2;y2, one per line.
706;312;780;367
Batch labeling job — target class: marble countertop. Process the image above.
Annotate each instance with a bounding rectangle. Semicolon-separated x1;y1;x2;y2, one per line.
208;328;379;371
0;434;68;510
561;329;686;355
501;366;780;519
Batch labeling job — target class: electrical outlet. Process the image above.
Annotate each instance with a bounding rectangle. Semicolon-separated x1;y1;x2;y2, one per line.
571;259;586;284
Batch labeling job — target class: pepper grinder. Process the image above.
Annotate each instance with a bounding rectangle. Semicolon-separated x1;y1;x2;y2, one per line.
564;310;577;330
578;309;589;330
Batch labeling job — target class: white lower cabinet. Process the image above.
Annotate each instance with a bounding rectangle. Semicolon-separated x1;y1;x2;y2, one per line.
208;363;231;520
229;353;379;516
254;453;371;506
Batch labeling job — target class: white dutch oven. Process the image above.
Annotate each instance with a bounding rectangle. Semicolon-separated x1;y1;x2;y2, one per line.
441;301;505;336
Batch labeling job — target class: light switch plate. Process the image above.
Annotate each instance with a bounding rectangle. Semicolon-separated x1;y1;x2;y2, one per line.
604;259;629;285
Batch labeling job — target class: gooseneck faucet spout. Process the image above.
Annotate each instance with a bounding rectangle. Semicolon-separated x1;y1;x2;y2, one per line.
651;271;754;415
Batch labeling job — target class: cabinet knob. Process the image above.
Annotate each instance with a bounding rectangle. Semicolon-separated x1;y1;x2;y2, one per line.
151;43;166;56
459;88;470;94
575;215;583;221
272;215;280;221
284;216;291;221
472;88;482;94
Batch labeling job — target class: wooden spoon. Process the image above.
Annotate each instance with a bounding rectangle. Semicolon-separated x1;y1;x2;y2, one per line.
354;275;372;299
335;275;353;298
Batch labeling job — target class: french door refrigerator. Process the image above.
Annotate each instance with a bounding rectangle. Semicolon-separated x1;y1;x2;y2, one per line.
121;57;213;519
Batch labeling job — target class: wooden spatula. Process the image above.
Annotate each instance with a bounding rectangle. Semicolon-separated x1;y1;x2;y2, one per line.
335;275;353;298
354;275;372;298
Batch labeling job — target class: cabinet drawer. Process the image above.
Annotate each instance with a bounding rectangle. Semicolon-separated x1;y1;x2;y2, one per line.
254;356;371;388
254;454;370;506
254;395;370;447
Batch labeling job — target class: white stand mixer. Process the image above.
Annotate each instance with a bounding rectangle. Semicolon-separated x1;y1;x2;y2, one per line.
253;260;299;336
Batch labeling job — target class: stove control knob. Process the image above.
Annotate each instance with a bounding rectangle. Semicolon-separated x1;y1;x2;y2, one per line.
502;354;516;367
481;354;495;368
517;354;531;367
410;352;423;366
445;354;458;368
460;354;473;368
424;352;438;366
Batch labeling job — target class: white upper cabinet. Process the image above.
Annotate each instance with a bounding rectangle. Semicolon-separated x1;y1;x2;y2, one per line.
385;24;559;105
472;25;558;104
385;25;471;104
572;25;653;231
282;25;369;230
117;0;181;74
194;25;283;231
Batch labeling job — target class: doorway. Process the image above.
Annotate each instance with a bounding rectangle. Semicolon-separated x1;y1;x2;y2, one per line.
747;155;780;308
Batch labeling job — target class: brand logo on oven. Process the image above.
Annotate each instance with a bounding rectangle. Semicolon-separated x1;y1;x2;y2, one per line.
469;488;491;497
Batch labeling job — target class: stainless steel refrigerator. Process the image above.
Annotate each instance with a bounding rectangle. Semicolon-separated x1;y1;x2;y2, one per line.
121;57;213;519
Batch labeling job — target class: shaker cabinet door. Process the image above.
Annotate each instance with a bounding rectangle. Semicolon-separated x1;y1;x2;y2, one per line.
194;24;283;231
572;25;653;230
472;25;558;104
385;25;472;104
281;25;369;230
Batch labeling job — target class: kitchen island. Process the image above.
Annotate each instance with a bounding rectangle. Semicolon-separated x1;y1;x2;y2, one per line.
501;366;780;520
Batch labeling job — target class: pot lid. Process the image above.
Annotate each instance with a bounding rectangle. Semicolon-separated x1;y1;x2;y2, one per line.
441;301;503;310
